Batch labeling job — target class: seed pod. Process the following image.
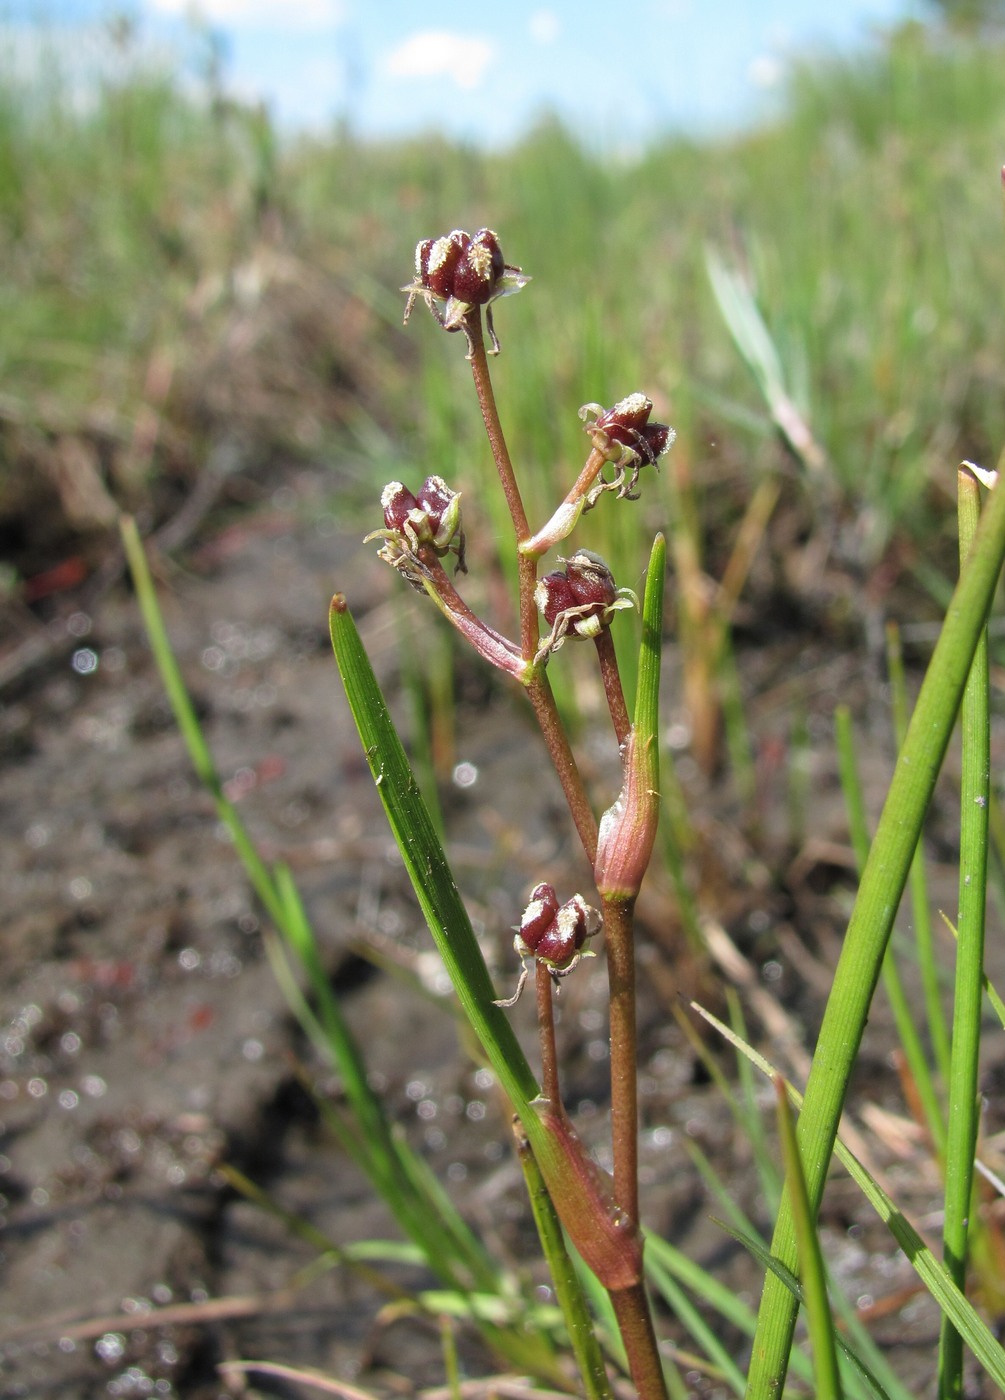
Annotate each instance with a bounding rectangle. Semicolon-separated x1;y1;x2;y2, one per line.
402;227;529;352
495;886;600;1006
534;552;637;664
585;393;674;467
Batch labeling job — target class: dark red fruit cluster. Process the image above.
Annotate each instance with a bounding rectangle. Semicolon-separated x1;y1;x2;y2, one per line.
380;475;461;555
414;228;509;308
536;551;618;630
517;883;593;972
588;393;673;465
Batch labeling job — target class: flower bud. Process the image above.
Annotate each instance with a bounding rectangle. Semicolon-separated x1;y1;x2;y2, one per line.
375;476;463;562
583;393;674;467
403;227;529;353
534;552;637;664
494;884;600;1006
576;394;675;504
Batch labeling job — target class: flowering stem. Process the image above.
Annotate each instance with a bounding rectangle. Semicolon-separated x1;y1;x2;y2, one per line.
464;310;540;663
602;895;640;1228
593;629;631;746
521;446;608;557
536;961;562;1109
527;674;599;864
418;549;531;683
464;308;599;863
610;1283;668;1400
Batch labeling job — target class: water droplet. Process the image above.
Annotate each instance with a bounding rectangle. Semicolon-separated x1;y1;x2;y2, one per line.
473;1068;494;1091
452;761;478;788
24;822;51;849
67;611;92;638
200;645;225;672
115;1127;142;1155
60;1031;82;1056
446;1162;467;1182
58;1089;79;1110
416;1098;437;1120
82;1074;107;1098
71;647;99;675
241;1039;264;1063
465;1100;486;1121
26;1077;48;1099
68;876;93;900
665;720;691;750
405;1079;428;1101
178;947;200;972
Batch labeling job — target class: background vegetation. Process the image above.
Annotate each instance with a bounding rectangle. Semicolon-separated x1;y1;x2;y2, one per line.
3;14;1004;592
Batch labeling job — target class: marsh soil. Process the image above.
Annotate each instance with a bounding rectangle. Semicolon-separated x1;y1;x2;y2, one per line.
0;460;1001;1398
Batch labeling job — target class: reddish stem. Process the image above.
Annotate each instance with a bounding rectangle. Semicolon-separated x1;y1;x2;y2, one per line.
602;896;639;1228
536;962;562;1109
464;311;539;663
593;629;631;746
610;1282;668;1400
465;308;599;865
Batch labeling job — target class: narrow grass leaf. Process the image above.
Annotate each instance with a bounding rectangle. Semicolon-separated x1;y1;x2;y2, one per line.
744;470;1005;1399
774;1078;843;1400
329;593;606;1390
834;706;945;1154
938;466;992;1399
515;1137;615;1400
693;1002;1005;1392
885;622;952;1083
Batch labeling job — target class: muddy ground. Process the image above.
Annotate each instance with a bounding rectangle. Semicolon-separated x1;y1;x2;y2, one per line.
0;451;1002;1398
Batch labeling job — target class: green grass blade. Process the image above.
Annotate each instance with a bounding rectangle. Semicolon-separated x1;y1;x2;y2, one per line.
695;1003;1005;1392
938;467;992;1399
329;592;607;1388
123;518;511;1298
744;469;1005;1399
120;515;285;929
834;706;946;1155
515;1133;615;1400
886;622;952;1084
774;1078;843;1400
329;593;540;1112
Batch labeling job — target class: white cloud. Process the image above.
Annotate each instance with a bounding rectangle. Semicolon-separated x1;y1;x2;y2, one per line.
749;53;784;89
148;0;346;29
384;30;494;92
529;10;559;45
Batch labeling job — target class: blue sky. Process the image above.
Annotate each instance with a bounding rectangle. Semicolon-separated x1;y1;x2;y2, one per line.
10;0;922;147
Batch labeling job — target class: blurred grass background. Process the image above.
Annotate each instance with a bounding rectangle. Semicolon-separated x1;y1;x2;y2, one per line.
1;14;1003;614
